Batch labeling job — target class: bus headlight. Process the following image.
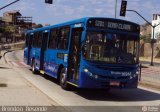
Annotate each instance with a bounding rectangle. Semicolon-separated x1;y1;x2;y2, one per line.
84;68;88;73
84;68;97;78
84;68;93;77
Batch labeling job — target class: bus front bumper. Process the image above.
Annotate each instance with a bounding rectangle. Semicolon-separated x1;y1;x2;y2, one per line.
78;72;138;89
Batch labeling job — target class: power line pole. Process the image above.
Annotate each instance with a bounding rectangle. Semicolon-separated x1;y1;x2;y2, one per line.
0;0;20;11
115;0;117;18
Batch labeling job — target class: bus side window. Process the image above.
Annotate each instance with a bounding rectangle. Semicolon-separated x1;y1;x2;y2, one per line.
29;35;33;47
57;27;70;50
33;32;37;47
33;32;42;48
48;28;58;49
25;34;29;47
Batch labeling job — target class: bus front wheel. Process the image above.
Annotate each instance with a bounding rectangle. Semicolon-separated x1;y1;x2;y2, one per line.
60;68;70;90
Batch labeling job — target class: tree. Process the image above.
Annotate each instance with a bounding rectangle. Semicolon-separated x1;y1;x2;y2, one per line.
33;24;43;29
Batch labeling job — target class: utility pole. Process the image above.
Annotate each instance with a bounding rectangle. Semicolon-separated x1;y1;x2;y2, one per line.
0;0;20;11
115;0;117;18
150;22;160;65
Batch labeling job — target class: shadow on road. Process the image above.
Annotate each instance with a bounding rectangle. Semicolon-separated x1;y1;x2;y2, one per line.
74;88;160;102
29;69;160;102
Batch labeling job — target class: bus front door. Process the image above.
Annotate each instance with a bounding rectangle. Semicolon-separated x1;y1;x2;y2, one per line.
68;28;83;83
40;32;48;70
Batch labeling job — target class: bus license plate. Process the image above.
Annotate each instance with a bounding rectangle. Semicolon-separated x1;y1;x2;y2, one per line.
110;82;120;86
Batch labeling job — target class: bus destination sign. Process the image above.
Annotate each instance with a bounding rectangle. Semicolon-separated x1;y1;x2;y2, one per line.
87;19;140;32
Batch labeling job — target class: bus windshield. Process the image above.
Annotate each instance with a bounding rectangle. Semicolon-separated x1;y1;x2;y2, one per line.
83;31;139;64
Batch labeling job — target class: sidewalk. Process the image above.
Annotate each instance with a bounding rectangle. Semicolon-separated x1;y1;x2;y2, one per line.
0;52;58;106
140;59;160;90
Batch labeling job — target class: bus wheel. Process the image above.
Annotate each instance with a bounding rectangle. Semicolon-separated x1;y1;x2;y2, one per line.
60;68;70;90
32;59;38;74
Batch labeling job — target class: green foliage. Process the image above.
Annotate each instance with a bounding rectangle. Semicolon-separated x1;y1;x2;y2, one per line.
4;25;17;33
140;35;146;40
34;24;43;28
0;25;17;34
140;34;152;43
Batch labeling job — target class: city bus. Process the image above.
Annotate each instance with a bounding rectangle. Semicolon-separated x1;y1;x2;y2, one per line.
24;17;141;90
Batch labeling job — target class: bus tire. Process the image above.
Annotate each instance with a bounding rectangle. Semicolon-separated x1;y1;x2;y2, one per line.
60;68;70;90
32;59;38;74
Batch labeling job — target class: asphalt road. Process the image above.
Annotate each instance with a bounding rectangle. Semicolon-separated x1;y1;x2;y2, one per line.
3;50;160;112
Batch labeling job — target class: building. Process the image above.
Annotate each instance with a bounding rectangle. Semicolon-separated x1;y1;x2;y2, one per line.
2;10;21;25
152;14;160;40
0;10;33;43
1;10;32;28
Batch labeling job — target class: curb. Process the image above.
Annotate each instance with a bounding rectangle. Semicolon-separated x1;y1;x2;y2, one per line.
2;48;23;63
139;81;160;91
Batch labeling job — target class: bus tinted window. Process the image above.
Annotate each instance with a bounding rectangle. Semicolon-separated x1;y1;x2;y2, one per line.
57;27;70;50
83;31;139;64
25;34;29;47
33;32;42;48
48;29;58;49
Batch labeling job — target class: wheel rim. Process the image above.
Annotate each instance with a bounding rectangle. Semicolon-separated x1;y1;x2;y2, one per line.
32;62;35;71
61;72;66;85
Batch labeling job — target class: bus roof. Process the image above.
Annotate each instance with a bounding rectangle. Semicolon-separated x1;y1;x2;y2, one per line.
26;17;139;33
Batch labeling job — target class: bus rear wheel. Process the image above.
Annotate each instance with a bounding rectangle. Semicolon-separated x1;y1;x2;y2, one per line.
32;59;38;74
60;68;70;90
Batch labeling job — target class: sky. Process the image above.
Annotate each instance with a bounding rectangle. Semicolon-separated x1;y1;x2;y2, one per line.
0;0;160;25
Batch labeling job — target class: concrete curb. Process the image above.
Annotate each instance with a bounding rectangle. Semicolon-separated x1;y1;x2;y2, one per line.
139;81;160;91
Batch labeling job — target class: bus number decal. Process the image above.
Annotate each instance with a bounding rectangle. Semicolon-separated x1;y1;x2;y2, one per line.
95;20;105;27
111;71;131;76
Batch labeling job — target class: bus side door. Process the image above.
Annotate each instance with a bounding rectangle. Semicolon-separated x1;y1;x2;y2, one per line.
26;33;33;65
40;31;49;70
67;28;83;83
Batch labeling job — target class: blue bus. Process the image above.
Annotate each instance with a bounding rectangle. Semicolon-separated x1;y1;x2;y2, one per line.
24;17;140;90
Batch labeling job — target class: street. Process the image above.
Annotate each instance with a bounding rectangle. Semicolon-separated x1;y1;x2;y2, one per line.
0;50;159;112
